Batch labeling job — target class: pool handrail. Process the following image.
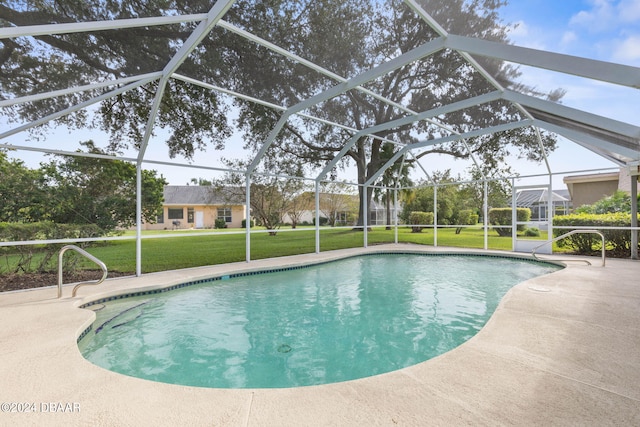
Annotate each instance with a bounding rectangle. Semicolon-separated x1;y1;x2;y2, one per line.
531;229;606;267
57;245;108;298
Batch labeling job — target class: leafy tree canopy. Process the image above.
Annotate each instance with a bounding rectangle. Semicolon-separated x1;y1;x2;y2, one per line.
0;144;167;232
0;150;49;222
575;190;640;215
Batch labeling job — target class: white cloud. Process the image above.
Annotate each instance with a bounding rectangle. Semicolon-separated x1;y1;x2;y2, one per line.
611;34;640;64
569;0;617;32
560;31;577;46
617;0;640;23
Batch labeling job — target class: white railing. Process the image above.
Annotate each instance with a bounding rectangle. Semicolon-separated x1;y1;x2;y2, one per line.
531;230;606;267
57;245;108;298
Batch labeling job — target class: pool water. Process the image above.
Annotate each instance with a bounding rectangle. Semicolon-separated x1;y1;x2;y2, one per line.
78;254;560;388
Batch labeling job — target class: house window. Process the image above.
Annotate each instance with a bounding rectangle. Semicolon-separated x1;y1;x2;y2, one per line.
157;210;164;224
168;208;184;220
187;208;194;224
217;207;232;223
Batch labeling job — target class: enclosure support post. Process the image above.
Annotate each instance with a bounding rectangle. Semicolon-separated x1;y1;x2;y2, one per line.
394;188;399;244
135;163;142;277
245;173;251;263
511;178;517;251
363;184;368;248
315;180;321;254
433;185;438;247
483;180;488;250
631;173;638;260
548;174;554;253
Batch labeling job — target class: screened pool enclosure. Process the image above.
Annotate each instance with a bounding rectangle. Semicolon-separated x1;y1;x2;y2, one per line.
1;0;639;276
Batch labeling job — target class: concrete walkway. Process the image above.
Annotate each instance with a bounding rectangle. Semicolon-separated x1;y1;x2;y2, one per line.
1;245;639;426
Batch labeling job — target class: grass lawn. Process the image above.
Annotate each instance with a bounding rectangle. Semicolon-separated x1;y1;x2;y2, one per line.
1;225;555;276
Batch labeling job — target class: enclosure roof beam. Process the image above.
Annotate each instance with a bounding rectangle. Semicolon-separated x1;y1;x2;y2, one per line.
356;90;503;139
173;73;363;133
0;72;164;108
280;37;447;119
533;119;639;163
408;119;534;151
503;90;640;140
0;75;159;141
315;90;503;181
0;14;208;39
406;0;538;180
446;34;640;89
403;0;504;92
136;0;236;163
0;142;251;176
252;36;447;174
364;146;410;187
217;19;461;140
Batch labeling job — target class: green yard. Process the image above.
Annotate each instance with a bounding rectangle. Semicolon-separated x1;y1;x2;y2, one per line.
1;226;552;276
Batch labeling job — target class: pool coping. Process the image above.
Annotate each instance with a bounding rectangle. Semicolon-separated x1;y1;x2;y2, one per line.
1;244;639;426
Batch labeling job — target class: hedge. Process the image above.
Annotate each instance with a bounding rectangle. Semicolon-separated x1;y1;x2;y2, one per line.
409;211;434;233
553;213;640;257
488;208;531;236
0;222;105;273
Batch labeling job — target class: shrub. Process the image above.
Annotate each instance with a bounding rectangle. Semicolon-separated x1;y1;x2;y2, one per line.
0;222;105;273
488;208;531;237
214;219;227;229
241;219;254;228
409;211;434;233
312;217;328;226
455;209;478;234
553;213;640;257
524;227;540;237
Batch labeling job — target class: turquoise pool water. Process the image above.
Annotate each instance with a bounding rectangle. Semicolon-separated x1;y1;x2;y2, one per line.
78;254;560;388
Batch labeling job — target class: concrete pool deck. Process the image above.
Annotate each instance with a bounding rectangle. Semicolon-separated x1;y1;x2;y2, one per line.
1;244;639;426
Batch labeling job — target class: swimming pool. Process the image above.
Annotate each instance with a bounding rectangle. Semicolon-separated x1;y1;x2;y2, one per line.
78;253;561;388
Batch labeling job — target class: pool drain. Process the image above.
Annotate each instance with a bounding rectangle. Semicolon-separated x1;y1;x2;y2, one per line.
277;344;292;353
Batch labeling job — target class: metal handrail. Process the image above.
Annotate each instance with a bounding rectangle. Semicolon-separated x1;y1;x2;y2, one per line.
57;245;108;298
531;229;606;267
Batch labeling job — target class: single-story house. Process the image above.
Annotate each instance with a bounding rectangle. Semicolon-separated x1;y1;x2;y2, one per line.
144;185;246;230
563;167;639;210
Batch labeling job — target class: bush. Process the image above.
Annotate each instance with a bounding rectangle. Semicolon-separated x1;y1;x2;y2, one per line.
488;208;531;237
312;217;328;226
0;222;105;273
524;227;540;237
409;211;434;233
553;213;640;257
214;219;227;229
241;219;254;228
455;209;478;234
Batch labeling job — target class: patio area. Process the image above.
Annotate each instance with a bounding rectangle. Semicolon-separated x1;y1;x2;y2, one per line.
1;244;639;426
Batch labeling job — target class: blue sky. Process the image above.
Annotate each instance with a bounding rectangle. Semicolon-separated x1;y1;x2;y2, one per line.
501;0;640;67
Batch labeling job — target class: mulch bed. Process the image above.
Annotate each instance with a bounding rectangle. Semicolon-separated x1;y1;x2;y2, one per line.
0;271;133;293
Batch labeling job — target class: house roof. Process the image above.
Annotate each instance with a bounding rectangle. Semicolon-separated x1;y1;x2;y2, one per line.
163;186;244;206
563;172;620;184
514;189;570;207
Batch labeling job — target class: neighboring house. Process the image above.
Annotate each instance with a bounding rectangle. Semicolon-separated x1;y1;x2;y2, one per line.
281;195;401;226
512;188;572;221
564;167;639;210
144;185;246;230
